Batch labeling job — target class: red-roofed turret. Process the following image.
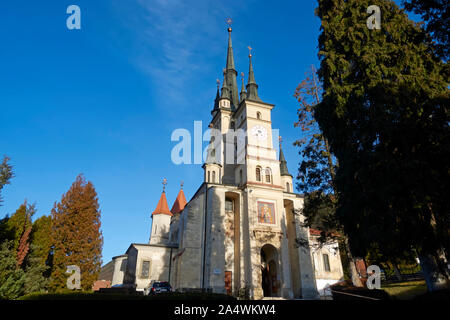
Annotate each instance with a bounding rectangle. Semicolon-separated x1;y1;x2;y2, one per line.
171;182;187;214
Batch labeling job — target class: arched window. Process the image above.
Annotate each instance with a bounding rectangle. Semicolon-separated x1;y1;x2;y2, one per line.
286;182;290;192
207;171;210;182
265;168;272;183
256;166;262;182
257;112;262;120
323;254;331;272
212;171;216;183
239;169;243;184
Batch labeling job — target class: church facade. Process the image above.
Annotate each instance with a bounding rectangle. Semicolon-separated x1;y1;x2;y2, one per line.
102;27;344;299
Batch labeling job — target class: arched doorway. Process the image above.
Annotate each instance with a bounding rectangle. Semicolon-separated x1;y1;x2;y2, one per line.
261;244;279;297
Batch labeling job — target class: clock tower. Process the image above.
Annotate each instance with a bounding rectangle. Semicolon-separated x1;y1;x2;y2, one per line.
197;25;320;299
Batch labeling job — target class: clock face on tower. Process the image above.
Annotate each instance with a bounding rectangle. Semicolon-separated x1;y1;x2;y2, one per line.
251;125;268;141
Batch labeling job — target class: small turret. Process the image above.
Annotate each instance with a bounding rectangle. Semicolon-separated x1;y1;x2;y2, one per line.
149;179;173;244
279;137;293;192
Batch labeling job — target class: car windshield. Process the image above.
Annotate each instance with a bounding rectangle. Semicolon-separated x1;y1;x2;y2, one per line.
154;282;170;288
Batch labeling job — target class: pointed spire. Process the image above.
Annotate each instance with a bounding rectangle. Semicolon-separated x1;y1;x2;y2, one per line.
220;68;231;101
171;182;187;214
246;47;262;102
240;72;247;103
223;25;239;108
213;79;221;110
279;137;292;177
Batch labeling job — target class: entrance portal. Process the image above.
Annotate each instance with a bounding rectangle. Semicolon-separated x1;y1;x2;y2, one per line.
261;244;278;297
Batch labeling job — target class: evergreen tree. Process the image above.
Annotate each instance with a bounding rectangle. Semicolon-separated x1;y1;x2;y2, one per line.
29;215;53;276
0;240;25;299
0;240;48;299
315;0;449;291
0;156;13;207
4;201;34;251
402;0;449;60
50;174;103;291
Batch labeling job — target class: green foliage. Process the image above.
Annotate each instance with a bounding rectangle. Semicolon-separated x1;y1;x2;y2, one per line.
0;240;49;300
315;0;449;263
0;240;25;300
30;215;53;276
402;0;449;60
4;201;34;251
0;156;13;206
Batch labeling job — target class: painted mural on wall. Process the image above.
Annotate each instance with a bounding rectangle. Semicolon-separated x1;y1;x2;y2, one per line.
257;201;275;224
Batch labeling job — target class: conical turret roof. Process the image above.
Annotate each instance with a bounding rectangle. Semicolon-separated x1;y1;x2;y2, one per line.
171;187;187;214
279;142;292;177
152;191;173;216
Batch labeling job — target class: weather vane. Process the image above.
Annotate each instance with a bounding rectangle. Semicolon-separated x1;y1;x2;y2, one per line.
216;78;220;89
180;181;184;189
226;17;233;28
162;178;167;192
279;135;283;145
247;46;253;57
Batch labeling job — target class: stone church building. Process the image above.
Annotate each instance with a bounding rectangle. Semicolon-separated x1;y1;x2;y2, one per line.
100;27;344;299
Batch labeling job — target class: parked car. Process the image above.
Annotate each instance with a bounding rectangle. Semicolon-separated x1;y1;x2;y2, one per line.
146;281;172;295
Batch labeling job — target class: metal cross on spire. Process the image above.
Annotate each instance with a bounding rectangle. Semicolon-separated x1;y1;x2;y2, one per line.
162;178;167;192
216;78;220;89
279;135;283;146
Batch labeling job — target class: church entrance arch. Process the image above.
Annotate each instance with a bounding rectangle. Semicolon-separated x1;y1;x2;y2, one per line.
261;244;279;297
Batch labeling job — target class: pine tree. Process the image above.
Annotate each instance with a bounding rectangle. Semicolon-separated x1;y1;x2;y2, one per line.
315;0;449;291
50;174;103;291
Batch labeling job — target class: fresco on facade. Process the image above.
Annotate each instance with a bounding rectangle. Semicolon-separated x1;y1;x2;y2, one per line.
257;201;275;224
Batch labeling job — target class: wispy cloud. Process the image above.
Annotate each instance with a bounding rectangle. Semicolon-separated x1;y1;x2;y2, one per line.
114;0;249;110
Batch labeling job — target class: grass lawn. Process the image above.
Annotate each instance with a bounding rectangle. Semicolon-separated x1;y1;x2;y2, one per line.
381;280;427;300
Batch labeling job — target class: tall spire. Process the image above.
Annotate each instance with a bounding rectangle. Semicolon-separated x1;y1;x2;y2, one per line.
240;72;247;103
246;46;262;102
279;137;292;177
223;22;239;109
213;79;221;111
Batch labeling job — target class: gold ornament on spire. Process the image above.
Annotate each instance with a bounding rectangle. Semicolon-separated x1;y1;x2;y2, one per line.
226;17;233;32
247;46;253;57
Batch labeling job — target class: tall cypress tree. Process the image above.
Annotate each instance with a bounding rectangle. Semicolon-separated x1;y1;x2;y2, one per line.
315;0;449;290
50;174;103;291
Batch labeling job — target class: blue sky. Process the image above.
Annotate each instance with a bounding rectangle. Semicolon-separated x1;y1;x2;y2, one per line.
0;1;417;264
